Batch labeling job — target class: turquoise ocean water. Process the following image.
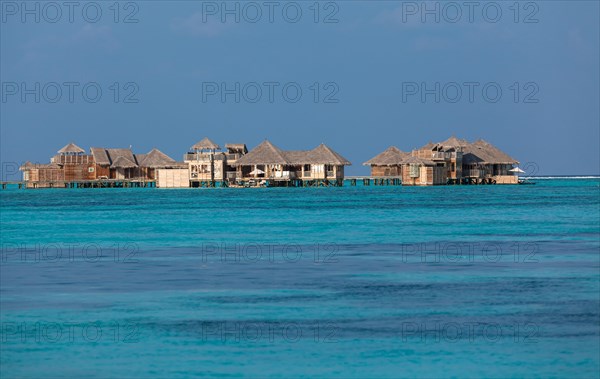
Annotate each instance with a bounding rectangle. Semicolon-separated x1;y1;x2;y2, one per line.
1;179;599;378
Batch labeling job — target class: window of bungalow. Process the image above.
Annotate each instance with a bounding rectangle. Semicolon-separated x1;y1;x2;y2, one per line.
190;165;199;178
304;164;311;172
409;164;420;178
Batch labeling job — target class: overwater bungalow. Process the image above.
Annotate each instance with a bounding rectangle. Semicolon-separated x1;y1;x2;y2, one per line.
19;143;93;187
412;136;467;181
137;148;173;179
14;136;520;189
417;137;519;184
19;161;64;187
135;148;187;188
224;143;248;182
18;143;187;187
366;136;520;185
182;138;250;187
363;146;408;177
51;143;96;181
233;140;351;187
184;137;224;186
183;138;225;187
90;147;140;180
461;139;519;184
400;156;447;186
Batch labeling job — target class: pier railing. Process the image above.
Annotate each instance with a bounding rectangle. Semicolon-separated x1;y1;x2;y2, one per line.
183;153;245;163
183;154;225;162
1;179;156;189
51;155;94;164
430;152;458;160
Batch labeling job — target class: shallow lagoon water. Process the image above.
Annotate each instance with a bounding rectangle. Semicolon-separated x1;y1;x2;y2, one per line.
1;179;599;378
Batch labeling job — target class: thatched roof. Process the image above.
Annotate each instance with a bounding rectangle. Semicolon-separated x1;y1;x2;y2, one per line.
19;161;35;170
363;146;408;166
58;143;85;154
401;156;436;166
90;147;110;165
415;136;518;165
135;154;146;164
234;141;351;166
20;161;61;170
235;140;289;165
284;151;307;164
440;136;469;148
137;148;177;168
91;147;138;168
110;156;136;168
305;144;351;165
420;142;438;151
192;137;220;151
476;140;518;164
463;139;518;165
108;149;137;168
419;136;469;152
225;143;248;154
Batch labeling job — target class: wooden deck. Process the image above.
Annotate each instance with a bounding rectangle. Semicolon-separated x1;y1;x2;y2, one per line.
1;179;156;189
1;176;526;189
345;176;402;186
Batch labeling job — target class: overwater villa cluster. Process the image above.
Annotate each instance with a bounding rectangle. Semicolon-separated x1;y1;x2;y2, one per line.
364;136;520;186
16;136;520;189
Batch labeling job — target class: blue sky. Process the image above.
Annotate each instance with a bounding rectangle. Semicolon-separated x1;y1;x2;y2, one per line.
1;1;598;176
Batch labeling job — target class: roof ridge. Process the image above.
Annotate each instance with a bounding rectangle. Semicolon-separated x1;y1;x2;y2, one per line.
192;137;220;150
58;142;85;154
